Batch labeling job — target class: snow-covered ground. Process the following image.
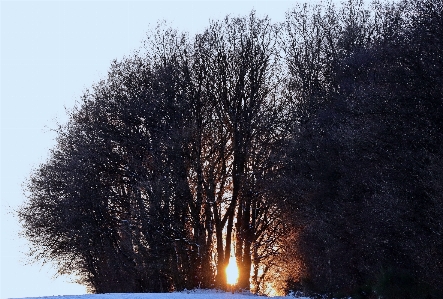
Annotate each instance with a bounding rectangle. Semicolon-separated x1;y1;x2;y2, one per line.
9;289;309;299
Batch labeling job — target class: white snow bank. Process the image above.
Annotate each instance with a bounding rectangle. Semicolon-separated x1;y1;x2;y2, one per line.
9;289;310;299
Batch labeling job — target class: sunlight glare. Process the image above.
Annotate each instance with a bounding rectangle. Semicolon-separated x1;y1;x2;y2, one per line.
226;256;239;285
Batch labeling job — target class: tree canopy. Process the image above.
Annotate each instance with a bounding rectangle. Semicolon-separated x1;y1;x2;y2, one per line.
19;1;443;298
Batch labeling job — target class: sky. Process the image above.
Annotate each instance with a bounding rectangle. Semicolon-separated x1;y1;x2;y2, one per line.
1;1;326;298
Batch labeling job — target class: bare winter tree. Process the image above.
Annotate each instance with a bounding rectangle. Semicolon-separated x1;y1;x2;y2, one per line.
192;12;289;290
273;0;443;298
19;2;443;298
19;15;289;293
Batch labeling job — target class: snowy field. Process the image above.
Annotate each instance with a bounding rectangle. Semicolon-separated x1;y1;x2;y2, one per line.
10;290;309;299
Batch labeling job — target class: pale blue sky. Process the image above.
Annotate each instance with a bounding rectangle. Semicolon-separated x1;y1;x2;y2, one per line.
1;1;327;298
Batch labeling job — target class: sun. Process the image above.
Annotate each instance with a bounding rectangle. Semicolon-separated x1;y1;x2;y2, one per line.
226;256;239;285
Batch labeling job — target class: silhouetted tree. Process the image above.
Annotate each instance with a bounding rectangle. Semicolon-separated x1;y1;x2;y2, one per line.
19;1;443;297
275;0;443;297
19;15;288;293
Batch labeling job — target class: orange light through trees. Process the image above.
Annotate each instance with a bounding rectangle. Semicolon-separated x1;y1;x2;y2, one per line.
226;256;239;285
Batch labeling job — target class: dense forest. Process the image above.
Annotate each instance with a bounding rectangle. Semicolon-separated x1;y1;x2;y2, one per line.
18;0;443;298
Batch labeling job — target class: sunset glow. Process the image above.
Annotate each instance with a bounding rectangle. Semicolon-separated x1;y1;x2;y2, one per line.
226;256;239;285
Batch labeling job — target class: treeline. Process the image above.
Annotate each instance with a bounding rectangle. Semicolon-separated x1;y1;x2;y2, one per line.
18;0;443;298
272;0;443;298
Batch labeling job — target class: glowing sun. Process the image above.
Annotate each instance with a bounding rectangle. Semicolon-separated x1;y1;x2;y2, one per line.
226;256;239;285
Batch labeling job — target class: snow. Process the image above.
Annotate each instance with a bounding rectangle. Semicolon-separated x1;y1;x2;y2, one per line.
8;289;310;299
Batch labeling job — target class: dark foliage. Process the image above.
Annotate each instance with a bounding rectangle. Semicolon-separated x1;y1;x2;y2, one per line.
274;0;443;298
18;0;443;297
19;16;286;293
